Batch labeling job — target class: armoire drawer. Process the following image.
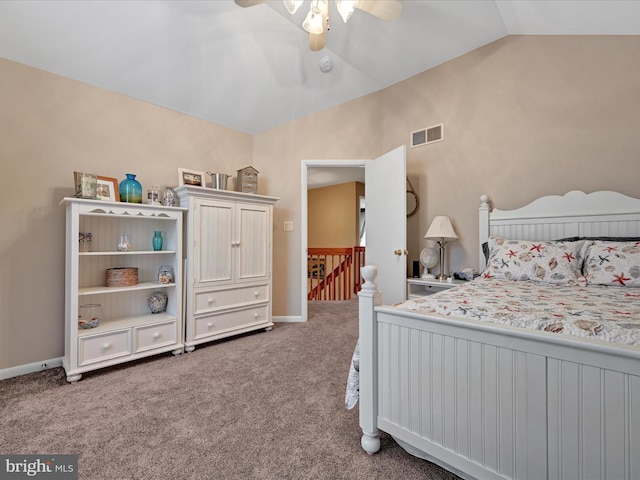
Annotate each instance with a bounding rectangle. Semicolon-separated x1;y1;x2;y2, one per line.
194;284;269;313
78;329;131;366
134;321;177;353
194;305;269;339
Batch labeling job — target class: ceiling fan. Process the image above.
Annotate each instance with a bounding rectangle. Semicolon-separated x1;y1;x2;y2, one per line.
234;0;402;51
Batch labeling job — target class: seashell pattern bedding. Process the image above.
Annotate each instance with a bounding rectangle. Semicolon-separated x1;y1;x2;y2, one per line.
396;277;640;346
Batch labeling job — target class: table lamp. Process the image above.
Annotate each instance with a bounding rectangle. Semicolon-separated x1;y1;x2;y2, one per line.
425;216;459;280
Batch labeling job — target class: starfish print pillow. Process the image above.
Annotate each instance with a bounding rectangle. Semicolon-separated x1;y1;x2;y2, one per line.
584;240;640;287
483;236;585;285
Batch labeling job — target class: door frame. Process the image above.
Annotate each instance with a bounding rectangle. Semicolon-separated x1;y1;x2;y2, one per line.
301;160;367;322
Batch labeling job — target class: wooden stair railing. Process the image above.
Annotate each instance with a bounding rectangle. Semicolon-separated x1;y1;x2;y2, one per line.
307;247;365;301
353;246;365;293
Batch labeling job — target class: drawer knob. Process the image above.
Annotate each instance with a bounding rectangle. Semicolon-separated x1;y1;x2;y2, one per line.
254;291;259;297
208;297;214;304
103;343;111;350
207;322;213;328
153;332;160;339
254;313;259;318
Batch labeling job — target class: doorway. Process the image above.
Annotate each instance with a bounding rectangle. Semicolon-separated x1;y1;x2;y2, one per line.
300;146;408;321
301;160;367;322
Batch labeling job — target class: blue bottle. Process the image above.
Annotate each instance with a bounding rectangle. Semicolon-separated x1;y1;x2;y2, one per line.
119;173;142;203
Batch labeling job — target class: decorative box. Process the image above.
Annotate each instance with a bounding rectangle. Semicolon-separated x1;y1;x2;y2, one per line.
105;267;138;287
236;166;258;194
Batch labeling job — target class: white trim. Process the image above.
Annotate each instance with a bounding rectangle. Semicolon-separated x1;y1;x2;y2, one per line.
272;315;304;323
0;357;63;380
300;160;367;323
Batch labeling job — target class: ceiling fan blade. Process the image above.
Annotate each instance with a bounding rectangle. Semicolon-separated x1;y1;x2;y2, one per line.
234;0;268;7
309;31;326;51
355;0;402;21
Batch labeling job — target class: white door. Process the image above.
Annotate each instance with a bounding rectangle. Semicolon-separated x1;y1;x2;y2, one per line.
365;145;407;304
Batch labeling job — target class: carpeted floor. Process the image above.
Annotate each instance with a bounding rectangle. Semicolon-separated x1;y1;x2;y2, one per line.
0;299;459;479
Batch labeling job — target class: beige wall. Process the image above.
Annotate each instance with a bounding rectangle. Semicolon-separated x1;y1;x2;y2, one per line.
385;35;640;274
0;59;252;369
2;35;640;371
258;35;640;320
308;182;363;248
253;95;384;315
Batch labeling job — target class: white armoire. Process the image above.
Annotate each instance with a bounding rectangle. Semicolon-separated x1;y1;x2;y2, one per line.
175;186;279;351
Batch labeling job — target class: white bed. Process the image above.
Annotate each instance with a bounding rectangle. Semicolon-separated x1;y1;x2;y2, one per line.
355;190;640;480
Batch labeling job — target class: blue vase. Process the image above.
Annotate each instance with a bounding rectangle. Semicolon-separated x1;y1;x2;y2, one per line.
119;173;142;203
152;231;163;251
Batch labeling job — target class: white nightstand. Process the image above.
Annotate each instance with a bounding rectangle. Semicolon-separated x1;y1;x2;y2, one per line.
406;277;466;299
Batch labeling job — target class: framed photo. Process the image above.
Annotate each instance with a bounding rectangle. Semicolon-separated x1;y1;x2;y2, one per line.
178;168;206;187
73;171;98;199
96;176;119;202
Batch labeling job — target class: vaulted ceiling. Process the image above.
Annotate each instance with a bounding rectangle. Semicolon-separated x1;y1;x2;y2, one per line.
1;1;639;135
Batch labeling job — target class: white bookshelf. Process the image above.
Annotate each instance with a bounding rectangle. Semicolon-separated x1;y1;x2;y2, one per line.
61;197;186;382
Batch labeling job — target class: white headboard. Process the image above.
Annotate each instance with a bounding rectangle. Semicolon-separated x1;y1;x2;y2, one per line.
478;190;640;270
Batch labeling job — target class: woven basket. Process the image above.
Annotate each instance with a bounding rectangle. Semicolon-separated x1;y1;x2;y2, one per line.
106;267;138;287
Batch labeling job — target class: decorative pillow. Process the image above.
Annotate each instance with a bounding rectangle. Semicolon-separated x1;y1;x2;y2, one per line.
482;236;588;264
583;240;640;287
482;236;585;284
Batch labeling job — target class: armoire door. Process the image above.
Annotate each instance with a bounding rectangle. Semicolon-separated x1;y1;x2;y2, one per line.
236;203;271;282
195;199;234;285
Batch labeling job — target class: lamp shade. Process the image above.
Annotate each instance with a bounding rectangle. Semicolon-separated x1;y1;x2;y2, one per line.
425;216;458;240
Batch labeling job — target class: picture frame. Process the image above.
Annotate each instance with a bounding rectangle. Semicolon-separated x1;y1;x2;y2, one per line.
178;168;206;187
73;171;98;199
96;176;119;202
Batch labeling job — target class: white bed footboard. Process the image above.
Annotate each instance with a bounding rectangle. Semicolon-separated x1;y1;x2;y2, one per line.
358;267;640;480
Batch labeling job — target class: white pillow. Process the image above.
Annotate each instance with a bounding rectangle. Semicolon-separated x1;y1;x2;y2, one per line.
583;240;640;287
483;236;585;285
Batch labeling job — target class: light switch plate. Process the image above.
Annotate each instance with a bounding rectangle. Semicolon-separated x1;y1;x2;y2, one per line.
284;221;293;231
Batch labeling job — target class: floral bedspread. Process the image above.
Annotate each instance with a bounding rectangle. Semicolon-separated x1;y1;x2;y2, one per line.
345;278;640;409
395;278;640;346
345;341;359;410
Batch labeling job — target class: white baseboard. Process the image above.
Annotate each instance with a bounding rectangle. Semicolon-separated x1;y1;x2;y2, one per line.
0;320;305;379
273;315;304;323
0;357;63;381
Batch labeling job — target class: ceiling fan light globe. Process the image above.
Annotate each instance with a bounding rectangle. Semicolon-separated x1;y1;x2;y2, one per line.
336;0;357;23
283;0;303;14
303;10;324;34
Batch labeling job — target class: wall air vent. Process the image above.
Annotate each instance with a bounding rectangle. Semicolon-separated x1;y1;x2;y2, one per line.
410;123;444;148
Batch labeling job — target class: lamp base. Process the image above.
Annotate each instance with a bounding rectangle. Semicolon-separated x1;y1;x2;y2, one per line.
436;240;448;282
421;273;435;279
